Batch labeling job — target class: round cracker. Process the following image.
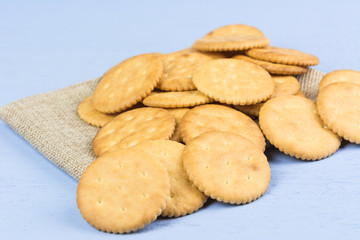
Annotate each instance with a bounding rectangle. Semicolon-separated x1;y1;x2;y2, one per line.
193;59;274;105
271;76;301;97
143;91;211;108
234;76;300;117
180;104;266;151
193;24;269;52
318;69;360;90
245;46;319;67
234;103;263;117
259;95;341;160
92;107;175;156
77;148;170;233
317;82;360;144
166;108;190;142
131;140;207;217
78;95;117;127
182;131;271;204
157;51;211;91
233;54;308;75
92;53;163;113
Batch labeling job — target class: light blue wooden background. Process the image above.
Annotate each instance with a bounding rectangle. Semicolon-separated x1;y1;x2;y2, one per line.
0;0;359;239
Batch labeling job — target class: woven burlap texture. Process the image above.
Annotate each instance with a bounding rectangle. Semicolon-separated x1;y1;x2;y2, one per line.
0;68;325;180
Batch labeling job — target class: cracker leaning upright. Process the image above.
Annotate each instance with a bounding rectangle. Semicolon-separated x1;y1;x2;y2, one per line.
317;82;360;144
92;107;175;156
77;149;170;233
92;53;163;113
259;95;341;160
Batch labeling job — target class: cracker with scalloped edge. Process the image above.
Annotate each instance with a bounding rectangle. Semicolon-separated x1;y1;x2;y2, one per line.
318;69;360;90
233;55;308;75
143;91;211;108
259;95;341;160
317;82;360;144
92;107;175;156
234;76;300;117
156;51;211;91
193;59;274;105
77;148;170;233
131;140;207;217
78;95;118;127
180;104;266;151
245;46;319;67
182;131;271;204
92;53;163;113
193;24;270;52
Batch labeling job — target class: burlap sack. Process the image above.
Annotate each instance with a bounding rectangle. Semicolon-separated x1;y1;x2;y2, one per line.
0;68;325;180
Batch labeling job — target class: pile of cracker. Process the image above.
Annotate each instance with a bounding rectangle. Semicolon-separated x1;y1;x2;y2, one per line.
76;24;360;234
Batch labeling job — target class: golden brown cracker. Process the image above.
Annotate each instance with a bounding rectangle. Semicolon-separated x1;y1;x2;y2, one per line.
317;82;360;144
77;148;170;233
92;53;163;113
131;140;207;217
245;46;319;66
182;131;271;204
259;95;341;160
318;69;360;90
156;51;212;91
143;91;211;108
193;24;270;52
233;54;308;75
92;107;175;156
193;59;274;105
78;95;117;127
180;104;266;151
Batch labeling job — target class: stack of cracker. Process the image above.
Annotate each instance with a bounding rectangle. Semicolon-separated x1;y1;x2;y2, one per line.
76;24;360;234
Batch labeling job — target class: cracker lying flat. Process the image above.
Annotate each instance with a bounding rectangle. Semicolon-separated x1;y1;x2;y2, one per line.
131;140;207;217
182;131;271;204
234;76;300;117
193;59;274;105
143;91;211;108
193;24;270;52
166;108;190;142
77;149;170;233
92;107;175;156
78;95;117;127
180;104;266;151
92;53;163;113
317;82;360;144
259;96;341;160
156;51;212;91
318;69;360;90
233;55;308;75
245;46;319;67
